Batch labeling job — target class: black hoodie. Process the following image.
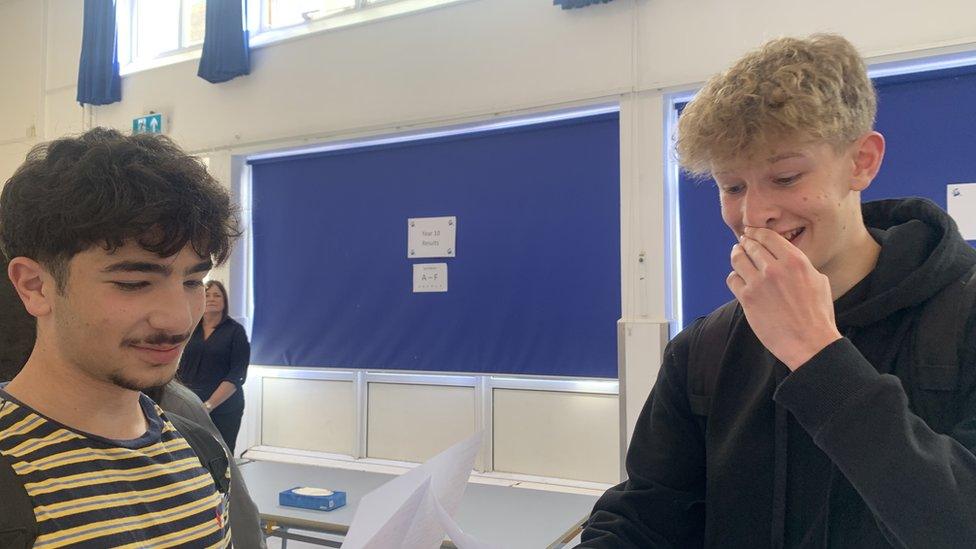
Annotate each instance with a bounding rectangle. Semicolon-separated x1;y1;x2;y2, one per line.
579;198;976;548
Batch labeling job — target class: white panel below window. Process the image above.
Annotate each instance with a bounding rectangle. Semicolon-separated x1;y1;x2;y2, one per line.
367;383;476;463
493;389;619;484
261;377;357;456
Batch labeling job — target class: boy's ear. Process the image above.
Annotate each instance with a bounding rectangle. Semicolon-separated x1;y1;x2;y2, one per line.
8;257;56;317
850;131;885;192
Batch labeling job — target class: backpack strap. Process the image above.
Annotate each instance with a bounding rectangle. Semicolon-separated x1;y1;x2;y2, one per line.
0;447;37;549
0;397;38;549
167;413;230;494
687;300;741;418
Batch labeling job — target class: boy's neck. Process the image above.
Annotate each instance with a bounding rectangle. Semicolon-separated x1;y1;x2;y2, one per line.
824;225;881;300
4;350;149;441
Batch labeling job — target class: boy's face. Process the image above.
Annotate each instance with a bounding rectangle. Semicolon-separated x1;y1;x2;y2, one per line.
48;242;211;393
711;138;870;280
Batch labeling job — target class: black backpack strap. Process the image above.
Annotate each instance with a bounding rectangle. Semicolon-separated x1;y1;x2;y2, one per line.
0;407;38;549
167;413;230;494
687;300;741;417
913;264;976;429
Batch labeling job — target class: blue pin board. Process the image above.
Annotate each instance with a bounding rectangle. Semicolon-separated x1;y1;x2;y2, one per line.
279;486;347;511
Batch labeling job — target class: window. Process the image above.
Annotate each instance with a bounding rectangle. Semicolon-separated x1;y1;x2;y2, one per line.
117;0;462;71
117;0;207;66
184;0;208;46
246;111;621;377
255;0;416;31
262;0;356;29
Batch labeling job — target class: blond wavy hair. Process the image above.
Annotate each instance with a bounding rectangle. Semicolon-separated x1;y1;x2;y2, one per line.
676;34;876;177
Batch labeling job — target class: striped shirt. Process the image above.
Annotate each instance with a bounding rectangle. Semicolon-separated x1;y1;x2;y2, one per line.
0;390;231;548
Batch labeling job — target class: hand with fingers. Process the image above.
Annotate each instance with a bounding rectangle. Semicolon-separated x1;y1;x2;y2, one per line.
727;226;842;371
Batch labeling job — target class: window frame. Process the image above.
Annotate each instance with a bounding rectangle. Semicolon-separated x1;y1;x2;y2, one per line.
257;0;360;33
118;0;465;75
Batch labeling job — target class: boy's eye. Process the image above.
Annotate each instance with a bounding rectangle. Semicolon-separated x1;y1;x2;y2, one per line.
113;281;149;291
185;280;205;288
720;184;744;195
773;174;801;185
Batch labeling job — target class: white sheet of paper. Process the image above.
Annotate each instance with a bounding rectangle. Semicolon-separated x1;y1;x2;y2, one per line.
432;490;503;549
342;432;483;549
408;216;457;258
413;263;448;293
409;431;481;514
341;475;431;549
354;478;432;549
948;183;976;240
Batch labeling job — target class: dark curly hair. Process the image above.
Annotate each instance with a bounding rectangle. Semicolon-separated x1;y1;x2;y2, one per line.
0;128;242;292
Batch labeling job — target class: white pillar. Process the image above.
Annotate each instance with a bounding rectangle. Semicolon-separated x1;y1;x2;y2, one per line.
616;89;672;479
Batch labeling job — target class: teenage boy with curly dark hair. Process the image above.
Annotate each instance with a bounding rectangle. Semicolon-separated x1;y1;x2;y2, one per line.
0;128;241;547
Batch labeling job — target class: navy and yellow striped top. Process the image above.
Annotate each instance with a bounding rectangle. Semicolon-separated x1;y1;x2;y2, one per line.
0;390;231;548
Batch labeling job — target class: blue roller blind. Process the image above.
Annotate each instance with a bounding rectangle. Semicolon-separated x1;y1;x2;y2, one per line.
677;66;976;326
249;113;620;377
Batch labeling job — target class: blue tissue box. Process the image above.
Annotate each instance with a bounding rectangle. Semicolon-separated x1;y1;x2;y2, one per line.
279;487;347;512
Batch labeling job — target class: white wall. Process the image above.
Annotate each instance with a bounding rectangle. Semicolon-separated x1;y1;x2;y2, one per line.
0;0;42;184
93;0;635;153
3;0;976;482
43;0;85;139
0;0;85;186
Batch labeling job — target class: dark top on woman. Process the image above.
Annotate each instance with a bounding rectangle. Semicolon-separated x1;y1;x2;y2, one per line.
178;317;250;415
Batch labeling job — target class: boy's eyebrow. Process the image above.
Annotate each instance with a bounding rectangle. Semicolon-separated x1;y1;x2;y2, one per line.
766;151;805;163
102;261;172;275
712;150;809;175
101;259;213;276
186;260;214;276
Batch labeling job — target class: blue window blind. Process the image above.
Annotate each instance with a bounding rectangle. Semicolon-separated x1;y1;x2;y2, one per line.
249;113;620;377
677;66;976;326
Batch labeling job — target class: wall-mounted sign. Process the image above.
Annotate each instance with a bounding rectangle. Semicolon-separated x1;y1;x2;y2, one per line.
948;183;976;240
132;113;163;135
408;216;456;258
413;263;447;293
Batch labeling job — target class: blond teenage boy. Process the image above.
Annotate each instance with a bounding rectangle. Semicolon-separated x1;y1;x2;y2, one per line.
580;35;976;548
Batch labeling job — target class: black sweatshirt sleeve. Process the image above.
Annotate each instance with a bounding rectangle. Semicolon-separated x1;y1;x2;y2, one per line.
774;337;976;549
577;333;706;548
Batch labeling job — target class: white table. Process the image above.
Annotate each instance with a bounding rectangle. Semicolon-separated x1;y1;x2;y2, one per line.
239;460;598;548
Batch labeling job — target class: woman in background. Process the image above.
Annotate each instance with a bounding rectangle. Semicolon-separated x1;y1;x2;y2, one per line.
178;280;250;454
